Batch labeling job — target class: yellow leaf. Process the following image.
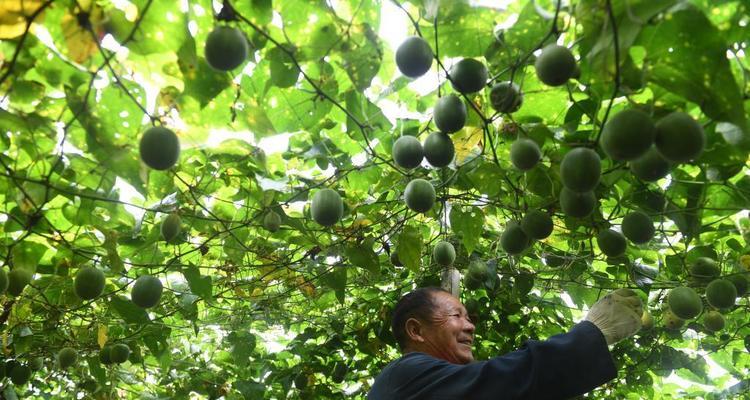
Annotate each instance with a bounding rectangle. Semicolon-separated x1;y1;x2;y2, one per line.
2;332;8;356
452;126;484;164
0;0;46;39
97;324;108;348
741;255;750;271
60;6;106;63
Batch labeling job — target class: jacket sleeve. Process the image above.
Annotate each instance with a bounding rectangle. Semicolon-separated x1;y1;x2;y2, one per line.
381;321;617;400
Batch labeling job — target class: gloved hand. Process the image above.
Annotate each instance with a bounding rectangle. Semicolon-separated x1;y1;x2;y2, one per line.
584;288;643;345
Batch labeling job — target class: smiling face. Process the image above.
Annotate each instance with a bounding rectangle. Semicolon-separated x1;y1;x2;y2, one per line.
404;291;476;364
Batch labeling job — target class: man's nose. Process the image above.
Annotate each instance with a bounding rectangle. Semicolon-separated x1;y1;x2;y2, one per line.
465;319;475;333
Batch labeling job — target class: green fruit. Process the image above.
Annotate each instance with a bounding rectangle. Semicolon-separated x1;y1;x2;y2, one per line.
464;273;482;290
629;146;671;182
28;357;43;371
404;179;436;213
727;274;749;296
0;268;8;295
0;361;6;379
10;364;31;385
331;362;348;384
668;286;703;319
161;213;181;242
600;109;655;161
311;188;344;226
706;279;737;309
467;260;489;282
501;221;530;255
520;210;553;240
703;311;725;332
489;81;523;113
7;268;32;297
57;347;77;369
395;36;433;78
139;126;180;171
432;241;456;267
510;138;541;171
110;344;131;364
449;58;488;94
596;229;627;258
74;267;105;300
654;112;705;163
689;257;720;283
392;135;424;169
559;188;596;218
534;44;576;86
263;211;282;232
465;298;480;315
560;147;601;192
663;310;685;330
99;346;113;365
390;251;402;266
294;373;308;390
423;132;455;168
131;275;163;309
204;26;249;71
433;94;467;134
621;211;654;244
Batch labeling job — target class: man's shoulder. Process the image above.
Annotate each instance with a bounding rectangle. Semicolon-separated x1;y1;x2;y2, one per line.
368;353;444;399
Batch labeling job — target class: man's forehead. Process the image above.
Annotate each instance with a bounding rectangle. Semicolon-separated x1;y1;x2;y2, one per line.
432;291;464;310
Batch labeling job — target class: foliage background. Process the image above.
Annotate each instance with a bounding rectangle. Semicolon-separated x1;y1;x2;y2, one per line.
0;0;749;398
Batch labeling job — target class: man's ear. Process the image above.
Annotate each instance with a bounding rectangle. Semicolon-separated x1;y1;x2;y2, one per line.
405;317;426;344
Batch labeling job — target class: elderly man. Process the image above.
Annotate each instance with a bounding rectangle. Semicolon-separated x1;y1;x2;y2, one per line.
368;287;643;399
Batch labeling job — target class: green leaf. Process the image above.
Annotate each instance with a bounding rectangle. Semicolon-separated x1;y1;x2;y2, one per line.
110;295;150;324
227;331;256;367
344;242;379;275
396;226;423;272
450;206;484;254
183;265;212;302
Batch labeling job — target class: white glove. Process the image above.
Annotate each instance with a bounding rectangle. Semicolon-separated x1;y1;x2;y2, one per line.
585;288;643;345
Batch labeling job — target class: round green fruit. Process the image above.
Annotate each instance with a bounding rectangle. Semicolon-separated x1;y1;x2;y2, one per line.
510;138;541;171
663;310;685;330
668;286;702;319
706;278;737;309
534;44;576;86
139;126;180;171
560;147;601;192
395;36;433;78
464;273;482;290
559;188;596;218
131;275;163;309
467;260;489;282
520;210;553;240
404;179;436;213
57;347;77;369
449;58;488;94
621;211;654;244
654;111;705;163
10;364;31;385
263;211;282;232
433;94;467;134
74;267;105;300
432;241;456;267
311;188;344;226
390;251;402;266
7;268;32;297
727;274;749;296
501;221;530;255
600;109;655;161
703;310;725;332
489;81;523;113
689;257;720;282
332;362;348;384
629;146;671;182
161;213;181;243
596;229;627;258
423;132;455;168
204;26;249;71
99;346;113;365
392;135;424;169
28;357;43;371
0;268;8;295
110;344;131;364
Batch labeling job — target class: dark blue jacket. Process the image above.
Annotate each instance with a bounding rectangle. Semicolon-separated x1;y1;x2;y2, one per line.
367;321;616;400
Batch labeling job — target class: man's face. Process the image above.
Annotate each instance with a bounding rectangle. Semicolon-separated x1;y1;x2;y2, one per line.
419;291;476;364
